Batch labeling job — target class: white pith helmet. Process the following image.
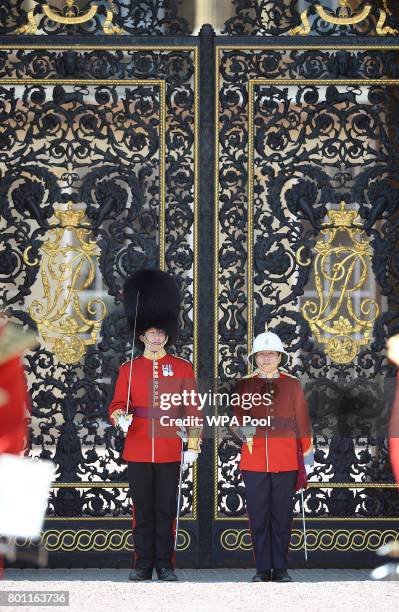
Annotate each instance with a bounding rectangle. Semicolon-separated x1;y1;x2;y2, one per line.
247;331;289;367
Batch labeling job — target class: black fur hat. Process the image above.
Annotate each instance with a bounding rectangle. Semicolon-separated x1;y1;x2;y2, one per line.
123;269;181;348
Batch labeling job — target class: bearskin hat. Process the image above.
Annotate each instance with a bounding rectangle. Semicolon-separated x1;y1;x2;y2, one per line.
123;269;181;348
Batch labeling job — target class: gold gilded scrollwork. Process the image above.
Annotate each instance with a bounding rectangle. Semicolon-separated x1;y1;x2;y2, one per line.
316;1;372;26
103;10;124;34
289;0;397;36
23;202;106;364
17;1;124;35
376;10;398;36
296;201;379;364
289;9;312;35
17;10;38;34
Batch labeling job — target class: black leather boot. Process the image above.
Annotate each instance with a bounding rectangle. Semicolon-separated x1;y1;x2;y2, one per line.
273;569;292;582
252;570;272;582
157;568;178;581
129;568;153;581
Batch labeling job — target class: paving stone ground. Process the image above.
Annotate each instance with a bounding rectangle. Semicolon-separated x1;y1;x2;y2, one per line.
1;569;398;612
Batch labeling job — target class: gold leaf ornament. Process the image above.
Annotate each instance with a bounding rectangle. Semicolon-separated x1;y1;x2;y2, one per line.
23;202;106;364
17;1;125;35
296;201;379;364
289;0;397;36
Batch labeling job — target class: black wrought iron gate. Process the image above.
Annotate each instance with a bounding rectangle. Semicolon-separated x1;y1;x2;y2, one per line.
1;1;399;568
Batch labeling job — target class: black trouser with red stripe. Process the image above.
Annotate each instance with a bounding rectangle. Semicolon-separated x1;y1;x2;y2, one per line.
242;470;297;572
127;461;180;571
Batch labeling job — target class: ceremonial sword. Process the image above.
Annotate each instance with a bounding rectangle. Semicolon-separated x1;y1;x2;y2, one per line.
174;428;188;551
301;488;308;561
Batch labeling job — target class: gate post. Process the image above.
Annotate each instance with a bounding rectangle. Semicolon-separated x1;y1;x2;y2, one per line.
198;22;215;568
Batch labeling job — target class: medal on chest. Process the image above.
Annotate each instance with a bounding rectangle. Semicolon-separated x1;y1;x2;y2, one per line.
162;363;174;376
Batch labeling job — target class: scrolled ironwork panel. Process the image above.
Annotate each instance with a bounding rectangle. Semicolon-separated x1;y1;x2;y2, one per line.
0;46;198;522
223;1;398;36
3;46;399;83
216;46;399;523
0;1;191;36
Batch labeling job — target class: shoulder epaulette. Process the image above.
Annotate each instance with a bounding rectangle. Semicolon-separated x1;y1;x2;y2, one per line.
121;355;141;366
172;354;193;366
280;370;299;380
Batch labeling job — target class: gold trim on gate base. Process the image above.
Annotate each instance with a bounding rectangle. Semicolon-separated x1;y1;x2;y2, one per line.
220;528;399;552
47;481;399;488
9;529;191;552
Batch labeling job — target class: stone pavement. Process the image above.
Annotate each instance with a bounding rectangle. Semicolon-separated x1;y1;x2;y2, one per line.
1;569;398;612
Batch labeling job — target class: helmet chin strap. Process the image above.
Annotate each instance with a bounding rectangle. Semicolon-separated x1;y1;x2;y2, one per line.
142;334;168;354
255;353;281;377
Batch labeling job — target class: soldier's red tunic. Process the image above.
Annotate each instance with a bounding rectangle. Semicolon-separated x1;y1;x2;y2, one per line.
0;322;33;456
0;355;30;455
0;324;32;577
235;371;313;472
108;352;199;462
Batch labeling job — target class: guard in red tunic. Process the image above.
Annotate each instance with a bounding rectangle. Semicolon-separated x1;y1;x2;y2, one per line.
233;331;313;583
0;321;36;576
108;270;201;582
0;322;34;456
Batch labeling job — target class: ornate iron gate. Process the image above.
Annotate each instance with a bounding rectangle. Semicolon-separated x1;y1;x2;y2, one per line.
1;1;399;568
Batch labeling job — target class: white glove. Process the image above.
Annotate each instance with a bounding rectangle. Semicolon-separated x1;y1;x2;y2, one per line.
117;413;133;433
183;450;198;467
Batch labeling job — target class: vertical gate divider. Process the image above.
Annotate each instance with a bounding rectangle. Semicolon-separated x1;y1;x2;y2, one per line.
197;23;216;568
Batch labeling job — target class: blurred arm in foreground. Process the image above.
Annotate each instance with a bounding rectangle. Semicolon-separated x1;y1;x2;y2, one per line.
387;334;399;484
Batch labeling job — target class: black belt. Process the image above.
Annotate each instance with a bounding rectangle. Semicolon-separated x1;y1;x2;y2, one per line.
249;416;296;430
270;417;296;430
129;406;172;420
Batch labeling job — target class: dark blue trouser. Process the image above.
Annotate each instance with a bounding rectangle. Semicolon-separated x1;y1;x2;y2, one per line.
242;470;297;572
127;461;180;571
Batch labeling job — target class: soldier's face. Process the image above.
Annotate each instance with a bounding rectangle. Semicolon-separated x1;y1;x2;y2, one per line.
140;327;167;349
255;351;281;370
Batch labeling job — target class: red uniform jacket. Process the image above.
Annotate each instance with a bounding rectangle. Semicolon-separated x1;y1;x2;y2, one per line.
389;370;399;483
234;371;313;472
0;325;33;577
108;352;199;462
0;355;30;455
